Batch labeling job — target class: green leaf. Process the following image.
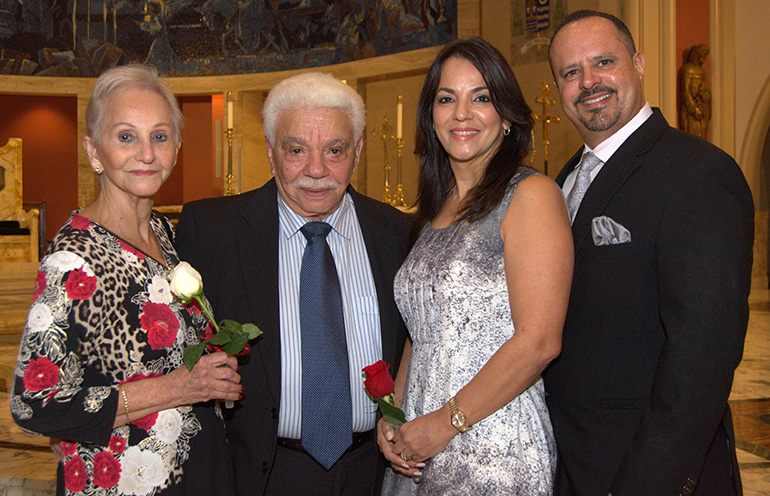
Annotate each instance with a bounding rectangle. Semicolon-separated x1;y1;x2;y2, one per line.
209;329;236;345
223;334;249;356
241;323;262;340
183;342;208;371
220;319;242;333
377;397;406;425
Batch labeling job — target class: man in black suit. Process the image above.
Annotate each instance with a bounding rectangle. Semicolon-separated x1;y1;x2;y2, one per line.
175;72;411;495
544;10;754;496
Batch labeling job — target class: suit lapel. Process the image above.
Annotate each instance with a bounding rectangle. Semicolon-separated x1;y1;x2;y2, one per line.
571;109;670;249
238;179;282;405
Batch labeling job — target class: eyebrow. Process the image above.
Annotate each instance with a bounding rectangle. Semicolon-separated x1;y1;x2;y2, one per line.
436;86;489;94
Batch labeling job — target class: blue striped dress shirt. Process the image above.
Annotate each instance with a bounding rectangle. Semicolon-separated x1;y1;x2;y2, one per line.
276;192;382;438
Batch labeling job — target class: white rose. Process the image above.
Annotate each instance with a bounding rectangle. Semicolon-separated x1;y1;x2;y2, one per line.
118;446;168;496
147;276;173;304
168;262;203;302
46;252;83;273
152;408;183;444
27;303;53;333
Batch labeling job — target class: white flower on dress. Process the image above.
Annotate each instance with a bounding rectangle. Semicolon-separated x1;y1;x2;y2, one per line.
46;252;83;272
26;303;53;333
153;408;183;444
117;446;168;496
148;276;173;304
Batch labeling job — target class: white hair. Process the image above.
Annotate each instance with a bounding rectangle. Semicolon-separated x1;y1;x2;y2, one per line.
262;72;366;146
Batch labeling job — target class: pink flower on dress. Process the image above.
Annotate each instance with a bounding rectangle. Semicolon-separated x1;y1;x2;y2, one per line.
70;214;91;230
64;455;87;492
140;302;180;350
119;240;146;259
65;268;97;300
23;357;60;391
32;271;46;299
108;436;126;455
93;451;122;488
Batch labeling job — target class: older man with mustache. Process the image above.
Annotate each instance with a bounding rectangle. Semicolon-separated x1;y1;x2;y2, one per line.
175;72;412;496
543;10;754;496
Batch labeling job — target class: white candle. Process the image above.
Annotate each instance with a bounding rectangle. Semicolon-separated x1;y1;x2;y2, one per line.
396;95;403;140
227;94;234;129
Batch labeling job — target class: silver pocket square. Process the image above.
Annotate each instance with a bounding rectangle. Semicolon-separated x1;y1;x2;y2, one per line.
592;216;632;246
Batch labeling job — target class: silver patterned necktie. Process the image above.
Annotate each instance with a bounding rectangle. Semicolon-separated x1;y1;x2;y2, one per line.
565;152;603;223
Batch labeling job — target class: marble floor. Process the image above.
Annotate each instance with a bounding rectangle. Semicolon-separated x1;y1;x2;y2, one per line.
0;264;768;494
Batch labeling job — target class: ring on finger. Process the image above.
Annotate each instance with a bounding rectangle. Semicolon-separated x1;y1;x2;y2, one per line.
399;450;411;461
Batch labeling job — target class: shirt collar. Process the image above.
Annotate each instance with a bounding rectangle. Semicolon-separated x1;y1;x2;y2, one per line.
277;192;355;241
584;102;653;163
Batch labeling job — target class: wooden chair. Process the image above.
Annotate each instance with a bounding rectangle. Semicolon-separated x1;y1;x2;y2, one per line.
0;138;39;263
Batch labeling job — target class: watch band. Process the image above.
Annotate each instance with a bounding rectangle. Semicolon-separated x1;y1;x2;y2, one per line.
449;396;471;433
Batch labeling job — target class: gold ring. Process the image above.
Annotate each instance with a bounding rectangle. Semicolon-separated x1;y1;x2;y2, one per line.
399;450;411;461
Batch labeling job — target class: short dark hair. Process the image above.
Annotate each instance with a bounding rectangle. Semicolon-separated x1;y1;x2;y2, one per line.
549;10;636;73
413;37;533;233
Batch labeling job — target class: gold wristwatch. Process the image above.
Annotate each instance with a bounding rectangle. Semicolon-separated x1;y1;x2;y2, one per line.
449;396;471;433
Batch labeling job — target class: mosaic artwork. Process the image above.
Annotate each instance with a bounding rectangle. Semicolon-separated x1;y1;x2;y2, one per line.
0;0;457;77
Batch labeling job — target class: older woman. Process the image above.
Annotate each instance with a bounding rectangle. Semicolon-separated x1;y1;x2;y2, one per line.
378;38;573;494
11;64;240;495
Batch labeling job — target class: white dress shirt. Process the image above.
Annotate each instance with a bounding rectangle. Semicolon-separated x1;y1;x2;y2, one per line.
276;193;382;438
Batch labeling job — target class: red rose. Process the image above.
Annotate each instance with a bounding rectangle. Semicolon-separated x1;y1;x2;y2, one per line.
23;357;60;391
108;436;126;455
119;240;146;259
200;324;251;356
141;302;180;350
33;271;47;299
362;360;394;398
65;268;97;300
70;214;91;230
62;440;77;456
93;451;121;488
64;455;87;492
132;412;158;431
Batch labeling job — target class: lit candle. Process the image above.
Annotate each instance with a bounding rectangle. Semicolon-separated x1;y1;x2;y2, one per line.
227;93;234;129
396;95;403;140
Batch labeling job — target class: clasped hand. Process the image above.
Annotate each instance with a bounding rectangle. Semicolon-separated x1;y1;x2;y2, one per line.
376;407;456;477
168;351;242;405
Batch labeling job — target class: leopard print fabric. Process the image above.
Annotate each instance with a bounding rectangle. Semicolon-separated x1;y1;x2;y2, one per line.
11;211;216;495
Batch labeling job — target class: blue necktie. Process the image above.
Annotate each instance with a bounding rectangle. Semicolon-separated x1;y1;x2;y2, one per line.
299;221;352;469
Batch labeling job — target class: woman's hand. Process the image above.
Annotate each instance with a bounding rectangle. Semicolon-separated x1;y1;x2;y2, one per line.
378;405;457;476
165;351;242;405
377;418;425;477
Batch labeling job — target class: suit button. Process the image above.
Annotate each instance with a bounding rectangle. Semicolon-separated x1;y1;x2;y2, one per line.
270;408;278;420
262;461;269;473
687;476;696;486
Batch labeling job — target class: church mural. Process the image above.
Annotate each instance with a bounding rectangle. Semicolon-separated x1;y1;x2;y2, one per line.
0;0;456;77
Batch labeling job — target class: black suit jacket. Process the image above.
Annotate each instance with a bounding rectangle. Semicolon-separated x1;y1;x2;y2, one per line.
175;179;411;496
544;109;754;496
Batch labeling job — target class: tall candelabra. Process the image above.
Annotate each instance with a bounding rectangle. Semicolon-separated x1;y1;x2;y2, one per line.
371;116;395;204
225;91;235;196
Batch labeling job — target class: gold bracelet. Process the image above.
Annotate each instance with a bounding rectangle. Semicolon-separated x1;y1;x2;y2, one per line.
118;384;130;424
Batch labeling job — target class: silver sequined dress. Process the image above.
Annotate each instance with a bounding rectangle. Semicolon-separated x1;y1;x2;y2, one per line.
382;167;556;495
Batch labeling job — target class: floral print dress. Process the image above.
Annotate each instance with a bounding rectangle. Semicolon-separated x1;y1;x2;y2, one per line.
11;212;235;496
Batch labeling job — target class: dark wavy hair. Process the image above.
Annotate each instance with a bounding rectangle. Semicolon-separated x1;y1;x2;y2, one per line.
412;37;533;235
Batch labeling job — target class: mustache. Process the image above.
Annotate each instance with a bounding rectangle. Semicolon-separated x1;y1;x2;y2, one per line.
574;86;617;106
292;178;340;190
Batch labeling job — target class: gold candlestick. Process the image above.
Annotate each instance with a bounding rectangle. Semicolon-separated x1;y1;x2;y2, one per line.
532;82;560;176
372;115;395;205
394;137;406;207
225;92;235;196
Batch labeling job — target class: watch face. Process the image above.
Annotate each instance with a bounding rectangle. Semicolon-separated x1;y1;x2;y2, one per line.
451;413;466;430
